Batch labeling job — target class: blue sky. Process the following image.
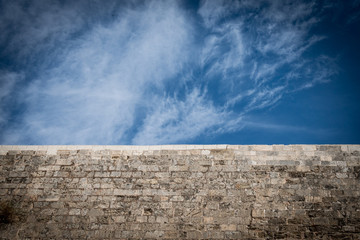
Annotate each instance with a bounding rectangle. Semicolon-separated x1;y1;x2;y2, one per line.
0;0;359;145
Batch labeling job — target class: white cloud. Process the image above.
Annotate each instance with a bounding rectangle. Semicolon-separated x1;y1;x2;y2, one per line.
243;120;312;133
198;0;333;111
245;86;285;111
132;89;233;144
198;0;234;28
201;21;246;80
0;0;337;144
0;0;86;62
1;1;193;144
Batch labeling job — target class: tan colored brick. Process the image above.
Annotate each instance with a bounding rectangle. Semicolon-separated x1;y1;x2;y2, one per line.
220;224;237;231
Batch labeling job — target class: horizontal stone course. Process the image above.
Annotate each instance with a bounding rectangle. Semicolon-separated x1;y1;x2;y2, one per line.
0;145;359;239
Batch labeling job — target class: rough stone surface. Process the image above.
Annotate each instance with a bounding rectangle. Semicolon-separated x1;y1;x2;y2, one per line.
0;145;359;239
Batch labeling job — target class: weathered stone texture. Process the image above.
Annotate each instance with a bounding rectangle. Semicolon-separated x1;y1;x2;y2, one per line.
0;145;359;239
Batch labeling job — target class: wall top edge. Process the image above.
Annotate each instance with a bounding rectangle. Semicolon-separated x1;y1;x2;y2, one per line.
0;144;359;151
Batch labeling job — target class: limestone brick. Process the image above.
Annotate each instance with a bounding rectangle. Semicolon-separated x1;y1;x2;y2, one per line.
0;144;359;239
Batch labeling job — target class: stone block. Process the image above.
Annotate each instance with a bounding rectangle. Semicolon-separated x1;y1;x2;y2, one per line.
114;189;142;196
169;166;189;171
251;145;273;151
144;231;164;238
204;217;213;224
55;158;73;165
201;150;211;155
136;216;147;223
138;165;160;172
252;209;266;218
348;145;360;152
170;196;184;202
220;224;237;231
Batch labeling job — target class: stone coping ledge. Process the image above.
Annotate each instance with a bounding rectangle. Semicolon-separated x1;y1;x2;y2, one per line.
0;144;359;155
1;144;359;150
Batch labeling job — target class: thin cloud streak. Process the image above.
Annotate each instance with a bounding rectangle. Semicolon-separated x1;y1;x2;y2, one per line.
133;89;232;144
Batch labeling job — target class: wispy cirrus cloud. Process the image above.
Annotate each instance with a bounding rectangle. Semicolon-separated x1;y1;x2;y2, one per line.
0;0;338;144
196;0;336;111
133;89;238;144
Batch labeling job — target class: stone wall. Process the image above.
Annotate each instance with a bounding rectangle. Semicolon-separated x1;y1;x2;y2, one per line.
0;145;359;239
